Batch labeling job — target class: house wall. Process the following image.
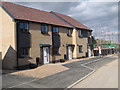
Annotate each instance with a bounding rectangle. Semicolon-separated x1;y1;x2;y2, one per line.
76;37;88;58
72;29;88;58
30;23;53;64
76;29;88;58
53;27;73;61
18;24;73;65
72;28;77;58
18;23;53;66
1;7;17;69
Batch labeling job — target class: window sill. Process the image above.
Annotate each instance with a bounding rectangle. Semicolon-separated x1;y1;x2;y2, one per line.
67;35;72;37
79;36;83;38
41;33;50;35
53;33;59;35
19;56;32;59
53;53;61;56
21;31;30;34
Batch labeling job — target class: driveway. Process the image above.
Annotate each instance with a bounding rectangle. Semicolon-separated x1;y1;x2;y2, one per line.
2;55;118;89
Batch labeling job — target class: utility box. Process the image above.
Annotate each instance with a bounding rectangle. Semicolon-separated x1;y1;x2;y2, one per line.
64;54;67;59
36;57;39;66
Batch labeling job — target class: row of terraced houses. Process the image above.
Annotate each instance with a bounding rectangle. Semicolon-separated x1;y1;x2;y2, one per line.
0;2;93;69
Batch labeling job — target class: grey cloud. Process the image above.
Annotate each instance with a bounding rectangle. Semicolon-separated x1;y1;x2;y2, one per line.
15;2;80;13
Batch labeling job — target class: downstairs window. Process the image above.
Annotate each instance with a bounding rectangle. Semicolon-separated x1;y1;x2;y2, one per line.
21;47;30;57
79;45;83;53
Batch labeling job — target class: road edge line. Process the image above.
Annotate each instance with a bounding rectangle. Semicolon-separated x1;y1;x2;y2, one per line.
66;70;96;89
83;56;110;66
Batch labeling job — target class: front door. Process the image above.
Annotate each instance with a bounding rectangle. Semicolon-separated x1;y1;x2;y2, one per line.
43;47;49;64
68;46;72;60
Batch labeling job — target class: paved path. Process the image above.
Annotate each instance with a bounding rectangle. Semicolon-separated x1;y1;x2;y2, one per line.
73;59;118;88
2;55;118;89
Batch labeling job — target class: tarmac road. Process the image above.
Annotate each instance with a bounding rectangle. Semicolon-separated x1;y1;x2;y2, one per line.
2;55;118;89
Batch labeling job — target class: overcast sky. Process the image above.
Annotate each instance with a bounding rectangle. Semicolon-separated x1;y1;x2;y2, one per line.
14;2;118;43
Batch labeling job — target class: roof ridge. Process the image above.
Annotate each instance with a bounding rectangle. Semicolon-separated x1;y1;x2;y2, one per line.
50;11;69;16
51;11;92;30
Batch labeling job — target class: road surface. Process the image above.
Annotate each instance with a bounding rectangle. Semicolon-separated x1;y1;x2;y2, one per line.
2;55;118;89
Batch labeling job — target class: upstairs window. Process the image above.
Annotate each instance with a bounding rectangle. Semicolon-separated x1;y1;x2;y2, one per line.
19;22;29;32
41;24;48;34
78;30;82;37
79;45;83;53
67;29;72;36
20;23;24;31
53;27;59;34
25;23;29;32
21;47;30;57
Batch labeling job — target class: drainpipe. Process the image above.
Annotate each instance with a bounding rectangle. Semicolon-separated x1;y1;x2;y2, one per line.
16;21;19;70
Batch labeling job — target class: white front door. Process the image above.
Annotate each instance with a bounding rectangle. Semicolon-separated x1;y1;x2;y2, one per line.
68;46;72;60
43;47;49;64
88;46;91;57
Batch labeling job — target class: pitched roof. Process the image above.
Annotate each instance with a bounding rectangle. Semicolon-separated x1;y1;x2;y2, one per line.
1;2;72;28
50;11;92;31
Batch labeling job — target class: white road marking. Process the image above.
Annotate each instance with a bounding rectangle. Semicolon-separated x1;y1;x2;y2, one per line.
83;56;112;66
8;78;38;88
81;64;95;71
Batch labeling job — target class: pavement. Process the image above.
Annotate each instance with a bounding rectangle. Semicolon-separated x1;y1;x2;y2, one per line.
9;64;69;79
2;54;118;89
2;56;92;78
73;58;118;88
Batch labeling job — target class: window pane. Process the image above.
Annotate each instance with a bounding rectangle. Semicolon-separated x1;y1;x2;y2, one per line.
53;27;59;33
56;27;59;33
53;27;56;33
21;48;30;56
78;30;81;36
25;48;29;56
20;23;24;29
25;23;27;29
25;23;29;32
45;25;48;32
67;29;69;35
79;46;82;53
